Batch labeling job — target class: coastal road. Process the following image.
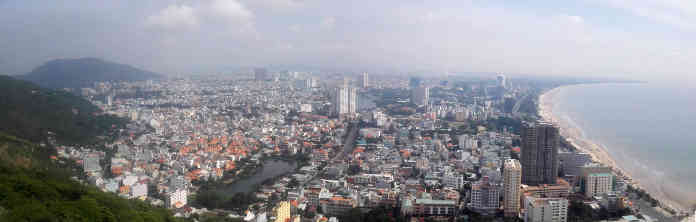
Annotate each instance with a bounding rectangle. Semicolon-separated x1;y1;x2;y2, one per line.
628;194;678;222
512;94;529;115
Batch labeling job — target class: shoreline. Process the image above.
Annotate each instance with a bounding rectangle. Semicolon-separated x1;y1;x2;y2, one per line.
537;84;690;216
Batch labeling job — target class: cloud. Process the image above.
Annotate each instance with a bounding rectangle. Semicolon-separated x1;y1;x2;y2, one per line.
320;17;335;30
244;0;305;11
602;0;696;30
289;24;302;32
146;0;254;32
562;15;584;24
206;0;254;25
145;4;198;31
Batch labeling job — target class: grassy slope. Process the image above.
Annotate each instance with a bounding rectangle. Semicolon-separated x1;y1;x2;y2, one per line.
0;133;181;222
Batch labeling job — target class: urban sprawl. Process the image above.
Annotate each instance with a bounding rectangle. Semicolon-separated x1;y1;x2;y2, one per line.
52;70;678;222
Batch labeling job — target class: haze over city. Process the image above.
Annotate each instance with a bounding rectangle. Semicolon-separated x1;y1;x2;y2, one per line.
1;1;695;222
1;0;695;85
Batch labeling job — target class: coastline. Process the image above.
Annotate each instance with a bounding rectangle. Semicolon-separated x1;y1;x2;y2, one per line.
537;84;690;216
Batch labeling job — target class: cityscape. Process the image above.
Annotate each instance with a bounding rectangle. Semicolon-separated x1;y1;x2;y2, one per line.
43;70;684;222
1;1;695;222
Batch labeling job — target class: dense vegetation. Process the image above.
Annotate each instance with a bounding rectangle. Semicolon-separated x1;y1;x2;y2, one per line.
19;57;160;89
0;133;180;222
0;75;126;144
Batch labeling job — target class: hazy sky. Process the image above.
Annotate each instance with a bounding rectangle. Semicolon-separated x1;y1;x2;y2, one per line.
1;0;694;83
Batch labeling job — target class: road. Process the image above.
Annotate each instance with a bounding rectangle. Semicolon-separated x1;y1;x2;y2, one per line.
512;94;529;115
300;121;359;187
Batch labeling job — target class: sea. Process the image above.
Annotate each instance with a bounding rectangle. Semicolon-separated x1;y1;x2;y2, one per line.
548;83;696;210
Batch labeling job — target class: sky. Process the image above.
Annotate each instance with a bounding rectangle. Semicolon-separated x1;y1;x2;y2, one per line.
0;0;694;84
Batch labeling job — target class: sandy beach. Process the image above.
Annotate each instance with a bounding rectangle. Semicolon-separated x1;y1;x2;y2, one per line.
537;85;689;215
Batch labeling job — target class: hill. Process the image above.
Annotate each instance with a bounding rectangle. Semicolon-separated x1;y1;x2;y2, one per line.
20;57;161;89
0;75;126;144
0;133;181;222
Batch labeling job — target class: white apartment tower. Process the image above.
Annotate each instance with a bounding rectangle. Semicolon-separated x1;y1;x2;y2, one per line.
333;87;357;115
503;159;522;217
361;72;369;88
524;196;568;222
497;74;507;89
581;163;613;198
585;173;613;198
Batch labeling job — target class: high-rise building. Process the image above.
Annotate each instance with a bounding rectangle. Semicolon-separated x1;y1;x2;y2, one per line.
521;122;559;186
361;72;369;88
294;79;312;89
254;68;268;81
411;87;429;106
497;74;507;89
559;152;592;177
333;87;357;115
581;163;613;198
523;196;568;222
503;159;522;217
470;176;500;214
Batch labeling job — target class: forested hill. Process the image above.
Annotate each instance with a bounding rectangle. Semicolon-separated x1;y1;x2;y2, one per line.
0;133;181;221
19;57;161;89
0;75;126;144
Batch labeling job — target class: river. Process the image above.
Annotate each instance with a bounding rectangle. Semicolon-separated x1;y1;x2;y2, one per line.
220;159;296;195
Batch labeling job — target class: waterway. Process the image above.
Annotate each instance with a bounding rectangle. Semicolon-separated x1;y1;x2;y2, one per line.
220;159;296;195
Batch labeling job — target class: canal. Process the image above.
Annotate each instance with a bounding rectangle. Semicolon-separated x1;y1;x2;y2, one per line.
220;159;296;195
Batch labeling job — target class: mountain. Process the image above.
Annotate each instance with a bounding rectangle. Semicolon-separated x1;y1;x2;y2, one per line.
20;58;161;89
0;75;126;144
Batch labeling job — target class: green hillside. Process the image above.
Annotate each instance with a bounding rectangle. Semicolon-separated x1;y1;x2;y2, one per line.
0;133;181;222
0;75;126;145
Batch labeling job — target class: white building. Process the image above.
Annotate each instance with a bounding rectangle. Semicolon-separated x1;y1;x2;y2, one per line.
83;153;101;173
166;188;188;208
581;163;613;198
122;175;138;186
441;173;464;189
361;72;369;88
411;87;429;106
524;196;568;222
333;87;357;115
585;173;613;198
373;111;387;127
294;79;312;89
503;159;522;217
497;74;506;89
300;104;312;113
131;182;148;199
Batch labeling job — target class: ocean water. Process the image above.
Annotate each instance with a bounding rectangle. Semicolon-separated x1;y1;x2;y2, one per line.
550;83;696;209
